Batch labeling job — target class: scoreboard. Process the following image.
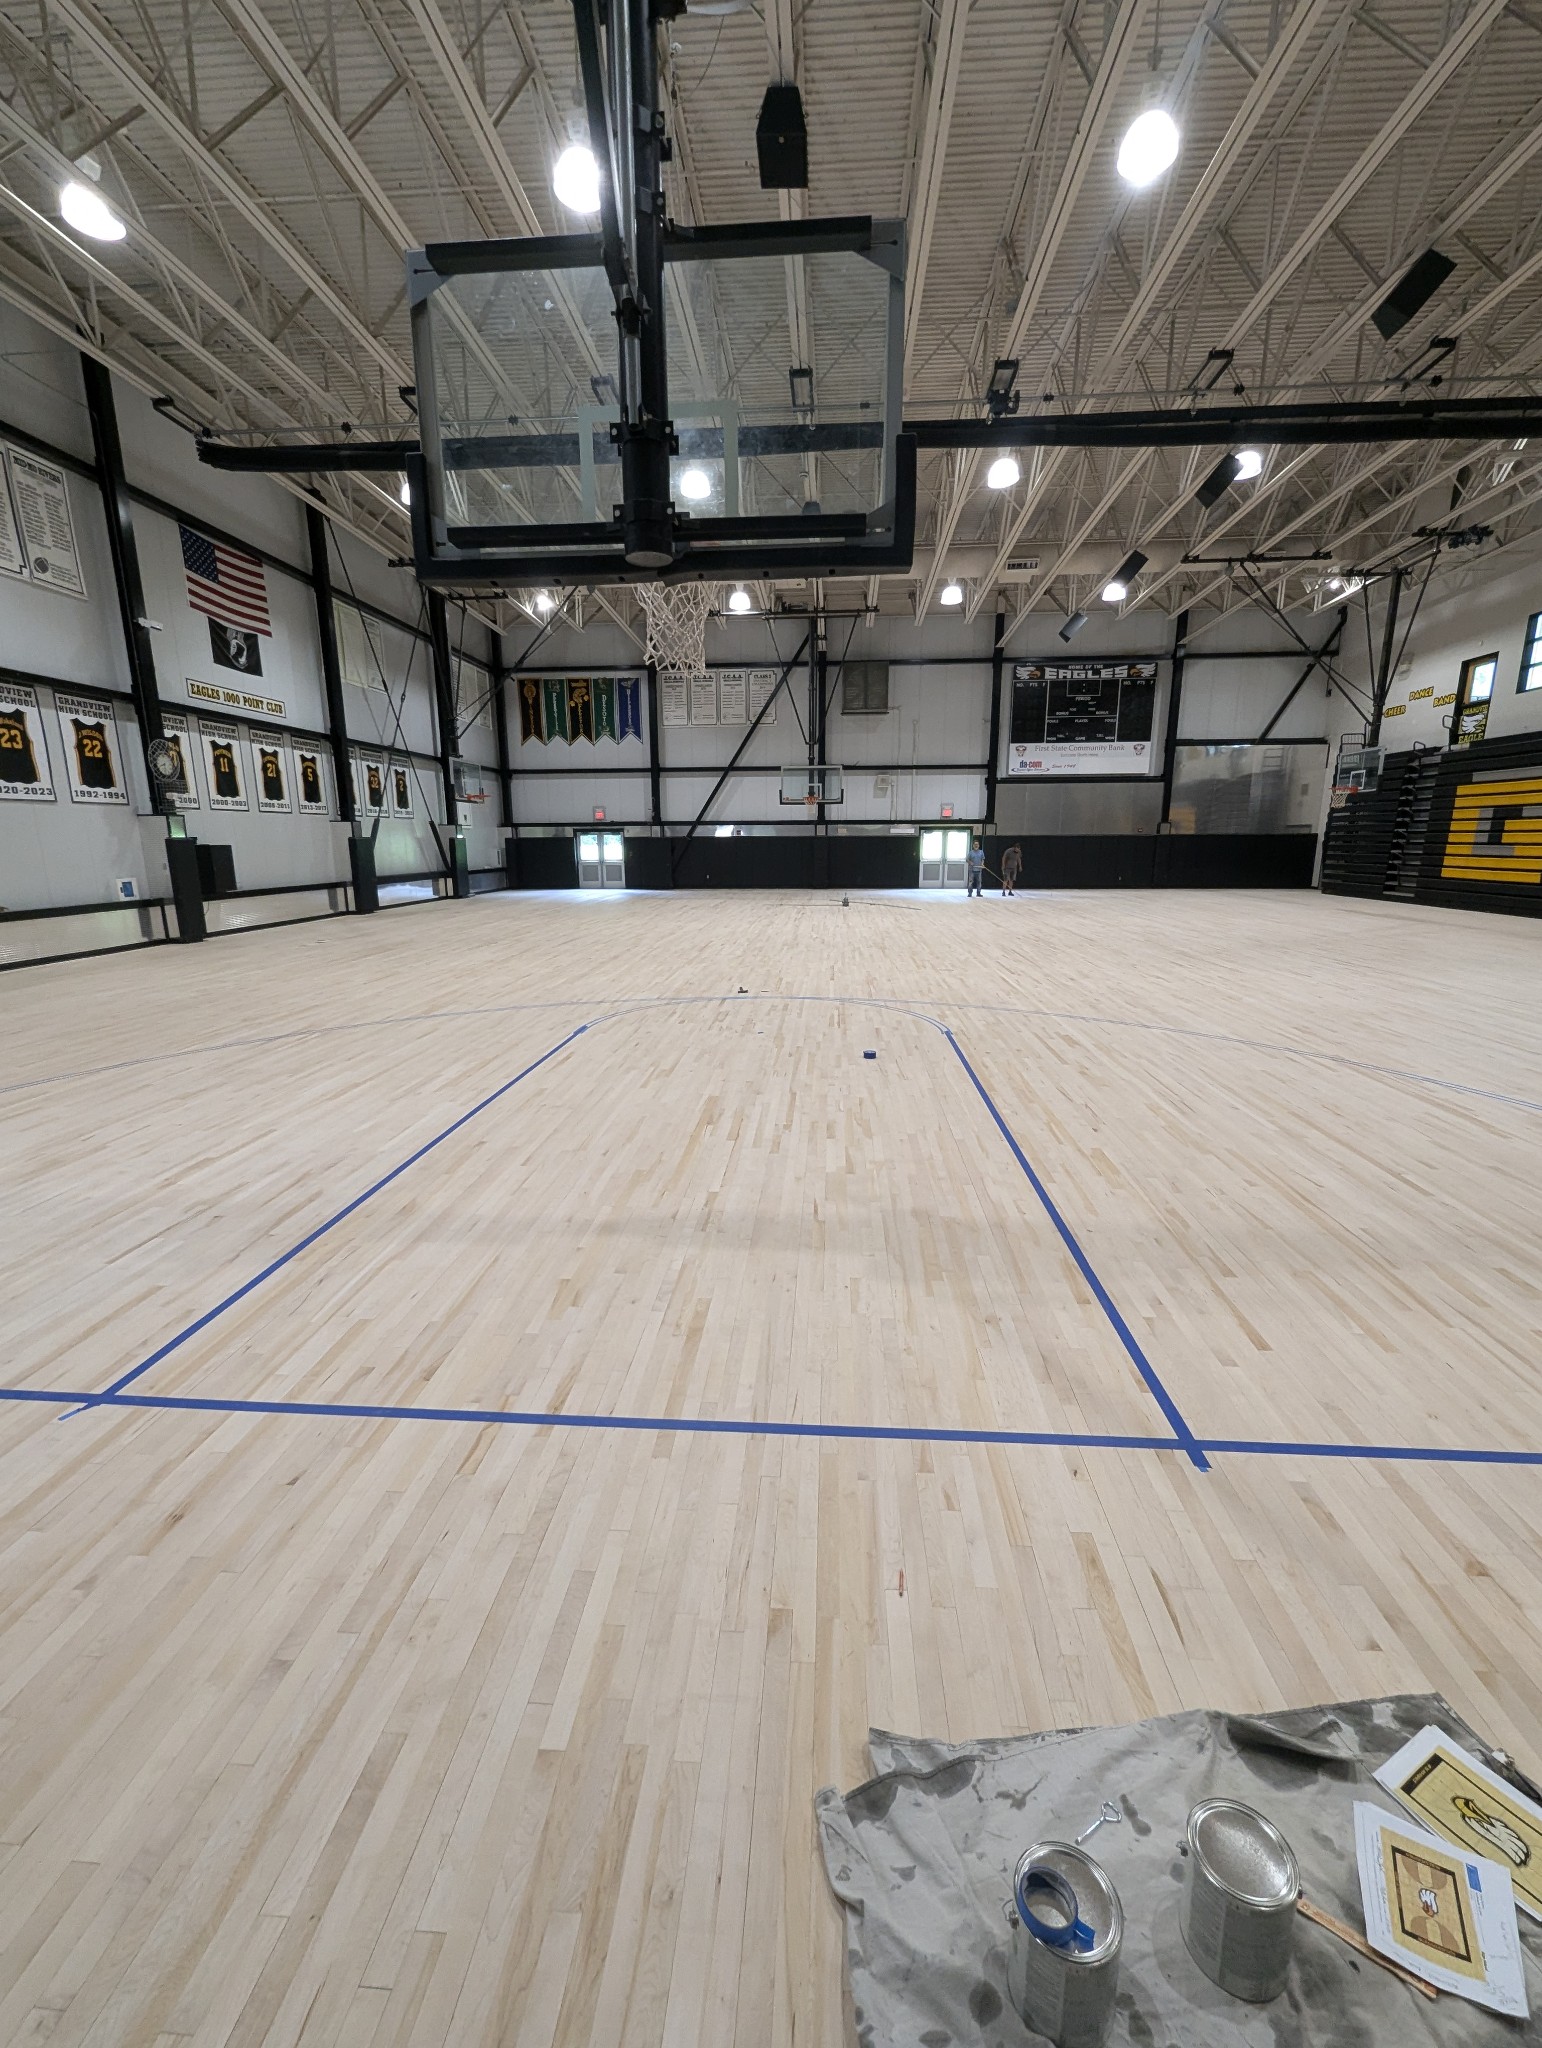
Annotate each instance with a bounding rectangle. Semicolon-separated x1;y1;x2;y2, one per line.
1007;660;1159;776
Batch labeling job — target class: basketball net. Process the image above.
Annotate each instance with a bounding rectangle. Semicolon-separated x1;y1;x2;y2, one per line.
638;582;718;678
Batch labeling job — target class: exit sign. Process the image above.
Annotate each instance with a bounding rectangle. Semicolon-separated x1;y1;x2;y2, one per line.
593;806;606;821
940;803;954;819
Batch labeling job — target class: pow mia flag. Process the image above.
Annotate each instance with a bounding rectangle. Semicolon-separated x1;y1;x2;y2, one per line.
210;618;263;675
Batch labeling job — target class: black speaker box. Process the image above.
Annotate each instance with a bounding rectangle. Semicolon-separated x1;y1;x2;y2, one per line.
756;84;808;190
195;842;237;898
1372;248;1456;340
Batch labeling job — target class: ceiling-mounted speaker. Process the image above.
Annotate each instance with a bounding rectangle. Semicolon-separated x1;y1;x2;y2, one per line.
1371;249;1456;341
757;83;808;189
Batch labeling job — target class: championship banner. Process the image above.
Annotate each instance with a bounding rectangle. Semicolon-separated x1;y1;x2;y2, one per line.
542;676;567;742
56;692;127;804
617;675;642;741
1007;659;1158;776
592;676;617;741
718;670;747;725
747;669;778;723
198;716;247;810
390;760;413;816
0;452;25;580
689;673;716;724
660;673;688;725
8;448;86;598
518;674;545;744
294;745;329;814
567;675;594;743
0;680;54;800
160;711;199;809
253;733;292;813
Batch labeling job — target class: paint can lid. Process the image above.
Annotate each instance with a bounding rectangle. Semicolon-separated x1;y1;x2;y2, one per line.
1187;1800;1299;1908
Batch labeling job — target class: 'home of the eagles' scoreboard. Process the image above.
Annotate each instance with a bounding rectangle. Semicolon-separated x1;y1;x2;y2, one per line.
1007;660;1158;776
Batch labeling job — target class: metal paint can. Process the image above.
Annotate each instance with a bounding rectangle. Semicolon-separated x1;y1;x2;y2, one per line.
1181;1798;1299;2002
1004;1841;1122;2048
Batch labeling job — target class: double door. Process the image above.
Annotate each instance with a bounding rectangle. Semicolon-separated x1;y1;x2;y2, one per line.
919;828;971;888
576;831;625;887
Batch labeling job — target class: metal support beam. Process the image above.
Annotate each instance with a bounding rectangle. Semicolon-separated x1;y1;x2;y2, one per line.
1257;611;1347;740
670;630;809;875
306;506;357;831
984;607;1005;826
493;636;515;829
79;353;166;806
427;589;461;848
645;662;663;827
1159;608;1190;829
1369;566;1406;746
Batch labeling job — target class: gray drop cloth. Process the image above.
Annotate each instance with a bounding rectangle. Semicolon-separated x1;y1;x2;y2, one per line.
816;1695;1542;2045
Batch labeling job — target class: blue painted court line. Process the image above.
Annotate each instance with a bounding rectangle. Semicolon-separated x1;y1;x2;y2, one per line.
74;1021;592;1413
942;1030;1210;1472
10;1385;1542;1466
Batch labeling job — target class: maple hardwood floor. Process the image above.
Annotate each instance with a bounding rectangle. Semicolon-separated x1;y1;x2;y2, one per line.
2;885;1540;2046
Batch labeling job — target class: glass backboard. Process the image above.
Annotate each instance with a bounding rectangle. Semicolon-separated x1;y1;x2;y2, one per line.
408;219;911;588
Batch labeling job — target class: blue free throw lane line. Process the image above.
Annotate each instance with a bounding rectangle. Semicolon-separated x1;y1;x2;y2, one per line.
942;1030;1210;1473
75;1022;591;1412
10;1385;1542;1465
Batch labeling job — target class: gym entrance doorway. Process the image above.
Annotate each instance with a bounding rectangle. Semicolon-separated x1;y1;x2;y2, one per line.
919;828;971;888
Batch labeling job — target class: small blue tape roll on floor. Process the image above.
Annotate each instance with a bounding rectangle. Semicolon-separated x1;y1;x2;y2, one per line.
864;1050;877;1059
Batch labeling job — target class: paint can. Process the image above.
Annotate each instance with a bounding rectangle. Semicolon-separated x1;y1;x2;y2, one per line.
1181;1798;1299;2002
1004;1841;1122;2048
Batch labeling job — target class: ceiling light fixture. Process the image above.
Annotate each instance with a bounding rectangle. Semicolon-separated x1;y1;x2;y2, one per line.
398;476;411;506
677;465;712;502
1101;580;1128;605
1234;448;1263;480
986;453;1021;490
728;586;753;613
1103;548;1149;601
940;580;964;607
1116;109;1180;189
552;144;600;215
60;176;126;242
1194;453;1244;509
534;589;555;613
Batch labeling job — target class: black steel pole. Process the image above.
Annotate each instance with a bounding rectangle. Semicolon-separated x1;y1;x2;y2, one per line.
305;506;355;829
620;0;672;569
80;354;166;803
645;660;663;827
985;608;1005;826
492;632;514;829
428;589;459;836
306;505;377;910
1368;567;1405;746
1159;607;1190;829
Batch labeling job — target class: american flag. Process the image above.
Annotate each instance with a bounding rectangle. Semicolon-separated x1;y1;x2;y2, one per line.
179;525;271;635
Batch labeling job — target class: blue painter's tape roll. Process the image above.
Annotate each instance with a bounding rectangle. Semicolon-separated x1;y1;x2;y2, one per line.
864;1049;877;1059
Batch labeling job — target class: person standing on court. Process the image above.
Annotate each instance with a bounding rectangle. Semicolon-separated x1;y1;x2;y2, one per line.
967;837;986;897
1000;842;1022;896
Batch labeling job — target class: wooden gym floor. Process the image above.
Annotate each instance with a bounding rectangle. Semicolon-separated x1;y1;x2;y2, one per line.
3;885;1541;2047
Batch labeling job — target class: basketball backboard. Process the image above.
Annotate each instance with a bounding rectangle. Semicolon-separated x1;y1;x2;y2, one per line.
407;218;911;589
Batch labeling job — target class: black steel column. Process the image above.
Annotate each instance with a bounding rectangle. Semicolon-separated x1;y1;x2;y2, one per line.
80;354;166;799
305;506;356;829
1368;566;1405;746
427;589;469;895
620;0;672;569
492;633;514;828
306;504;375;912
984;608;1005;826
1159;607;1190;828
645;661;663;826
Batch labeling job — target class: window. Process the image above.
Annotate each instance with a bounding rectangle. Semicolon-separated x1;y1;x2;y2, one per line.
1464;653;1498;703
1520;611;1542;692
841;661;890;714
